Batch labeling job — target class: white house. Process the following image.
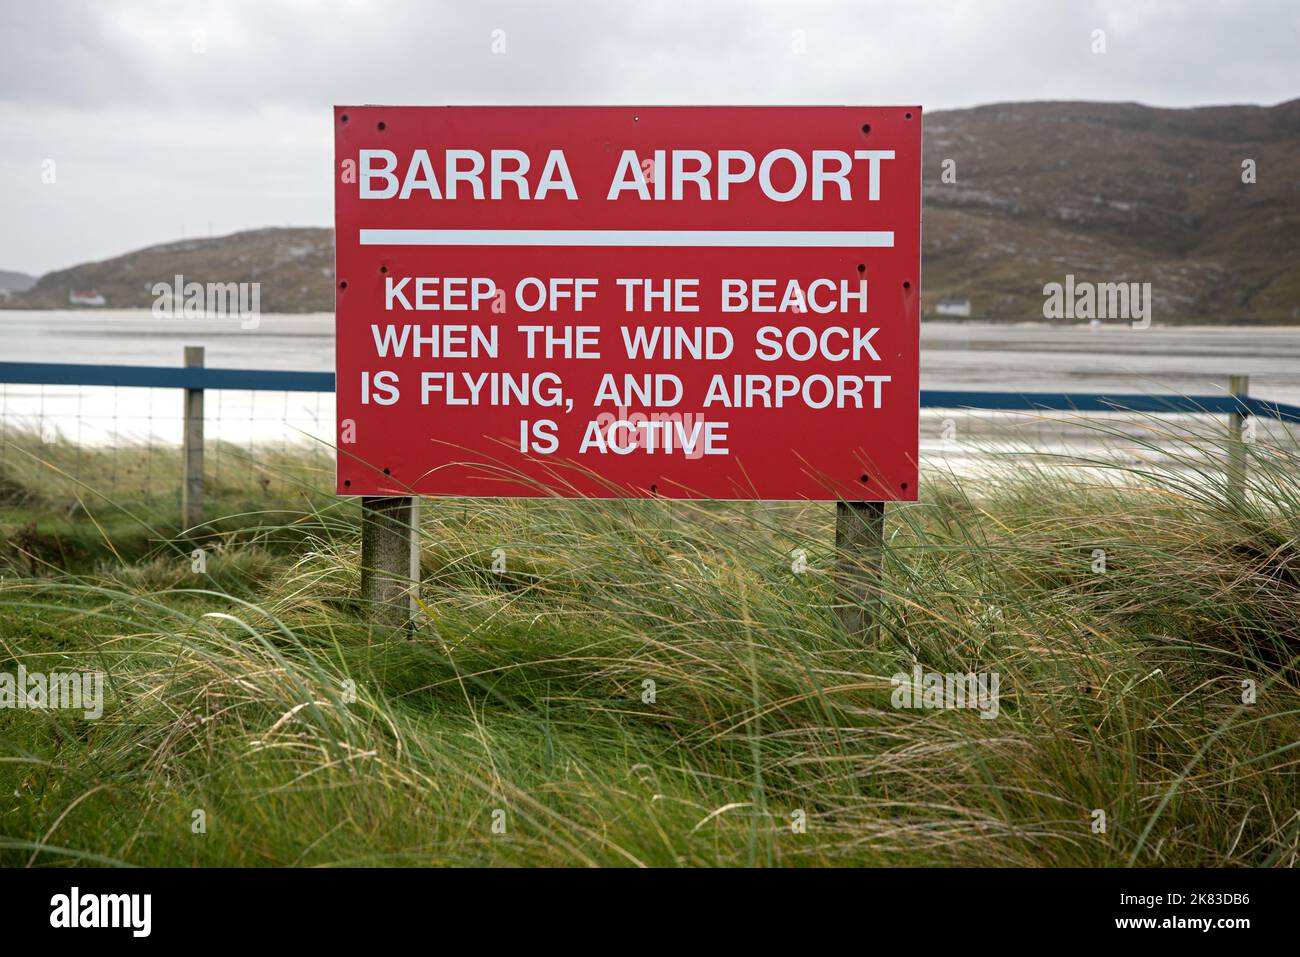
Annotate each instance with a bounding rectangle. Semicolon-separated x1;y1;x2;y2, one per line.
69;289;107;306
935;297;972;317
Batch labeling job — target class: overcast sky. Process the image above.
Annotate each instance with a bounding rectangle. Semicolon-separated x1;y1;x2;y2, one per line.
1;0;1297;275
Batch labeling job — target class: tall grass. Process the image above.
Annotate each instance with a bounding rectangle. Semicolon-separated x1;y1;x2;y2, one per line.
0;417;1297;867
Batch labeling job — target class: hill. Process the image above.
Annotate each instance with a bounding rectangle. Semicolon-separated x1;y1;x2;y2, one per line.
923;98;1300;322
0;269;36;292
4;98;1298;321
10;227;335;313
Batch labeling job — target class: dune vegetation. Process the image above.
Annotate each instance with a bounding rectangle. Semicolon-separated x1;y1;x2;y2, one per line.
0;422;1297;867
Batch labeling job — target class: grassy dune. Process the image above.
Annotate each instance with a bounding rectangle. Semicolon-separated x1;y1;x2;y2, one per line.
0;424;1297;867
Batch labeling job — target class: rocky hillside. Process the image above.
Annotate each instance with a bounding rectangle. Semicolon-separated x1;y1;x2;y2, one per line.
923;98;1300;322
5;98;1298;321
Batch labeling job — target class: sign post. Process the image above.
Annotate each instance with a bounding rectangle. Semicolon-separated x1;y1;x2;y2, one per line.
334;106;921;635
360;495;421;630
835;500;886;640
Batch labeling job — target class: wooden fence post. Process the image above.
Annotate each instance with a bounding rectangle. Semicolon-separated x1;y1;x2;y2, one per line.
835;500;886;641
1227;374;1249;502
361;495;421;631
181;346;204;531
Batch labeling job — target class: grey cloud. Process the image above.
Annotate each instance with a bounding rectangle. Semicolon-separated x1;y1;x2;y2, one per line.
0;0;1295;274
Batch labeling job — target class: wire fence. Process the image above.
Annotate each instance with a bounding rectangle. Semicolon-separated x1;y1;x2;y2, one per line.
2;360;1299;504
918;406;1300;466
0;381;336;500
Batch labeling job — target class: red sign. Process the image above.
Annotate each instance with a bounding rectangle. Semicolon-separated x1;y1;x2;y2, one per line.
334;106;920;500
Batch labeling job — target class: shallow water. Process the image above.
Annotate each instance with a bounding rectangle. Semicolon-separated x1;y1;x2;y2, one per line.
2;311;1298;458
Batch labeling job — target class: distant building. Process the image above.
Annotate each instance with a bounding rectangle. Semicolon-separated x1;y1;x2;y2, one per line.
69;289;106;306
935;297;972;317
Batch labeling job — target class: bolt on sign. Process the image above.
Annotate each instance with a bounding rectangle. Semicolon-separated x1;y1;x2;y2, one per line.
334;106;921;500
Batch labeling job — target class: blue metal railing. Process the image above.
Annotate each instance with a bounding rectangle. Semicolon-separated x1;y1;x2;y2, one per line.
921;388;1300;423
0;361;333;393
2;360;1299;424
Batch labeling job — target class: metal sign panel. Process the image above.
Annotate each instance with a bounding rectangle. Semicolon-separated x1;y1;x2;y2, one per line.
334;106;920;499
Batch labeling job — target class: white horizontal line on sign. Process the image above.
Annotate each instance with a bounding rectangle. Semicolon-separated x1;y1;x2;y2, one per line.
359;229;894;248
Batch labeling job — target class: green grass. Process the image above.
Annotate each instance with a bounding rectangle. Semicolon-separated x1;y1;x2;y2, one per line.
0;422;1298;867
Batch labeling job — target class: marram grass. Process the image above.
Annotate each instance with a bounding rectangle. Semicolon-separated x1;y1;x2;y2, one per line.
0;422;1297;867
